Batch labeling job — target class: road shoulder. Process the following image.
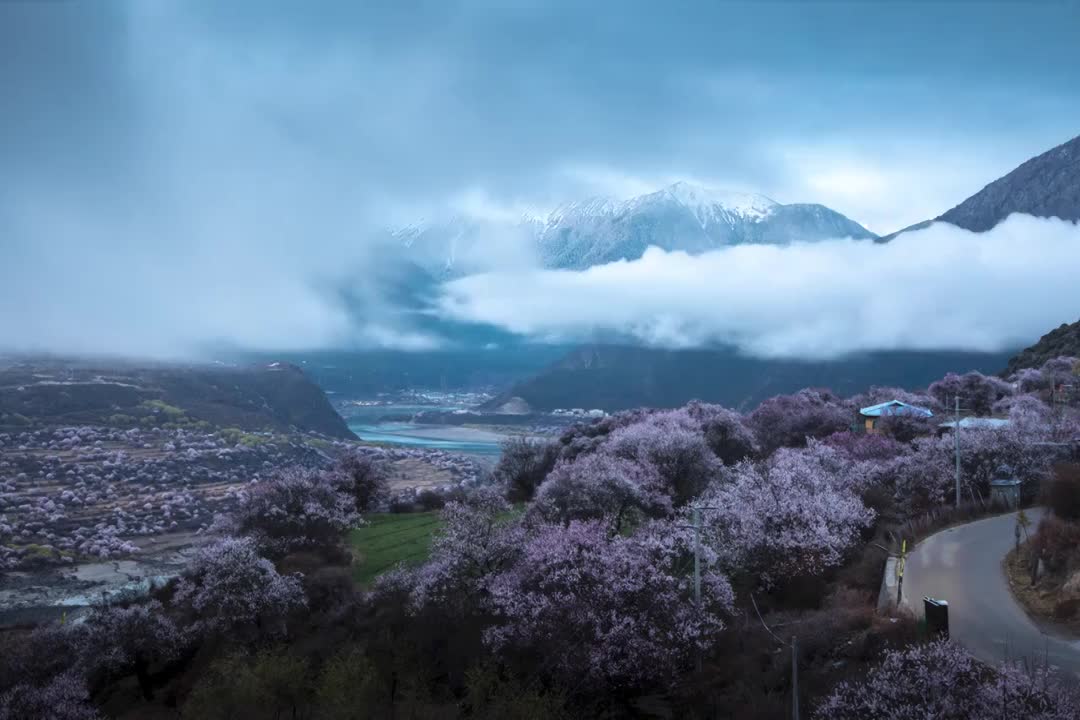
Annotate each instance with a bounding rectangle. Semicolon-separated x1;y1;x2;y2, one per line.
1003;544;1080;640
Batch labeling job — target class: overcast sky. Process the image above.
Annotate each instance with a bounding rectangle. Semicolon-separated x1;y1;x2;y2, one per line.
2;1;1078;357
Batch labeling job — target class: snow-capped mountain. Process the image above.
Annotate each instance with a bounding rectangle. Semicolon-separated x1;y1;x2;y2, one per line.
394;181;876;275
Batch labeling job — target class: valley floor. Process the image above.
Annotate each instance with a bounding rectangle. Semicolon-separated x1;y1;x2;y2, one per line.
0;420;489;624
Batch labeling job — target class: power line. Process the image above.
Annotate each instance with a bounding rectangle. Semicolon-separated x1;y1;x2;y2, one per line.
695;498;799;720
749;592;800;720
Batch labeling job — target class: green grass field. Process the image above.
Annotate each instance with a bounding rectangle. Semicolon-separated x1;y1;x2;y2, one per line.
349;512;444;586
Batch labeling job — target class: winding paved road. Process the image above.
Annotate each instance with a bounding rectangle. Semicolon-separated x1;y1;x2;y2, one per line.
902;509;1080;678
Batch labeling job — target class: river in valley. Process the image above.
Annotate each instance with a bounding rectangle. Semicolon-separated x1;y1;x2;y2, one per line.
344;403;507;458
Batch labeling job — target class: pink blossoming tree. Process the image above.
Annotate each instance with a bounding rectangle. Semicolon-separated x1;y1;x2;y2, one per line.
399;487;523;615
928;371;1014;416
604;409;721;505
231;468;359;557
79;601;186;700
816;639;1080;720
702;446;874;583
530;451;670;532
747;389;852;454
0;671;100;720
484;519;733;689
173;536;305;635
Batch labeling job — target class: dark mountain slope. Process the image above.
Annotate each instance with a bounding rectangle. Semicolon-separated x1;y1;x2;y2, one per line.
882;134;1080;241
937;134;1080;232
1005;320;1080;375
486;345;1017;412
0;358;355;439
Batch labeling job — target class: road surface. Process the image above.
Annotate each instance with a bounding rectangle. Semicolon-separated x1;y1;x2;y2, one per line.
902;509;1080;678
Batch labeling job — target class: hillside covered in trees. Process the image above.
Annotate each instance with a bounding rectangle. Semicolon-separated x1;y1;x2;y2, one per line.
1006;320;1080;376
4;358;1080;718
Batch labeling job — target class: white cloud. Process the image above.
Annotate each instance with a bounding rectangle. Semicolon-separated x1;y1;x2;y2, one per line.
765;140;1046;234
437;214;1080;359
0;182;435;359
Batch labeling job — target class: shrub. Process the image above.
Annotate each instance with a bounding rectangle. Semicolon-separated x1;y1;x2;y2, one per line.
684;401;757;464
298;566;357;615
494;437;560;502
1033;515;1080;574
183;649;312;720
330;452;389;512
416;489;446;511
314;648;386;720
78;600;186;700
389;499;417;514
1054;598;1080;621
0;672;100;720
462;663;569;720
1047;463;1080;521
0;623;82;693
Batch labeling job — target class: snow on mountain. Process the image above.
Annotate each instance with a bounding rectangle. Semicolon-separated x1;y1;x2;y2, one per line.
395;181;876;275
657;181;778;225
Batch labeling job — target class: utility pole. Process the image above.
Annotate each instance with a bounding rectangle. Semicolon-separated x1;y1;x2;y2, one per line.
687;505;721;607
896;539;907;607
955;395;962;507
692;505;701;609
791;635;800;720
686;505;720;673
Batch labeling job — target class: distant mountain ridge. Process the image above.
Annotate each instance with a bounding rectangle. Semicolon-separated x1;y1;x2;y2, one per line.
483;344;1017;412
395;181;876;275
882;133;1080;241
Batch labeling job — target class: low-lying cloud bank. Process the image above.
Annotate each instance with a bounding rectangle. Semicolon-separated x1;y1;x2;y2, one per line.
437;214;1080;359
0;195;439;360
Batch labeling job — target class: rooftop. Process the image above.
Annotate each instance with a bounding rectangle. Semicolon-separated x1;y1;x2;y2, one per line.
939;417;1010;430
859;400;934;418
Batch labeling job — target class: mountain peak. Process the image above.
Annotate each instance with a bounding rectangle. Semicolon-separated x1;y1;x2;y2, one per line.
935;134;1080;233
396;184;876;273
658;181;778;225
883;133;1080;240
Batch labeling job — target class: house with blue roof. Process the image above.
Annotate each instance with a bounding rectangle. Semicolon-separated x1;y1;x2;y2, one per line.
859;400;934;434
